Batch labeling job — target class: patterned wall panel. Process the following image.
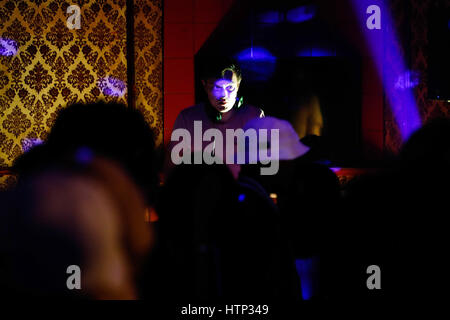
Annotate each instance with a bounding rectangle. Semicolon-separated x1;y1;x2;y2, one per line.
385;0;449;155
0;0;163;189
383;0;410;156
134;0;162;146
0;0;128;167
410;0;449;122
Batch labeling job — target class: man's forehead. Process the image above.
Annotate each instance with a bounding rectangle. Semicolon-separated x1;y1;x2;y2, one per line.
206;72;239;85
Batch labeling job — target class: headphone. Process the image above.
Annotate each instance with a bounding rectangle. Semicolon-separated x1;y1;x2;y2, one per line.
207;96;244;122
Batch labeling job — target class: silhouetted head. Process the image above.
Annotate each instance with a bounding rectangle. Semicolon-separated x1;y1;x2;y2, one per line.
2;157;154;299
400;117;450;166
24;101;159;205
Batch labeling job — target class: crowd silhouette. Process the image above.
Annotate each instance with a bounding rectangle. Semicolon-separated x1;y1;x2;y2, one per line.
0;101;448;307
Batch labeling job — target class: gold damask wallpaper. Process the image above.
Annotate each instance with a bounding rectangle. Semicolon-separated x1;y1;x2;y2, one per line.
134;0;162;146
0;0;162;189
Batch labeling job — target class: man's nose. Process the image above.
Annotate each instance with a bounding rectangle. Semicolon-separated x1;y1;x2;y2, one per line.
217;88;227;98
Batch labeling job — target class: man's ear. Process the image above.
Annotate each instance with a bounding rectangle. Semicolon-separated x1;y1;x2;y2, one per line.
201;80;206;89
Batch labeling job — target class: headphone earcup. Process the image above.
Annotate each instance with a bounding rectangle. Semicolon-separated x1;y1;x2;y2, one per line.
205;103;222;123
237;96;244;109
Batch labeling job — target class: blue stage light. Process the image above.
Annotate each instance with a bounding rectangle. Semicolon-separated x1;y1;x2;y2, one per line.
351;0;421;140
286;5;316;24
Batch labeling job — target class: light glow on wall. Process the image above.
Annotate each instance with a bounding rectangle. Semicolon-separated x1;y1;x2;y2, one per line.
286;5;317;24
297;47;336;57
21;138;43;153
0;38;18;56
98;76;127;98
394;70;420;90
351;0;421;140
235;47;277;81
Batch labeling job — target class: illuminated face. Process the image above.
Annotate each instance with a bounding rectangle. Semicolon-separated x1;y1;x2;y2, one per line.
203;72;240;114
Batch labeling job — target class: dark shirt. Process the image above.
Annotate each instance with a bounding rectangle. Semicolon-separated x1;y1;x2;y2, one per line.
169;103;264;162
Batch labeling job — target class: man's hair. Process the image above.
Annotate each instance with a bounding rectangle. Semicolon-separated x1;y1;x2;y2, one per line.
198;56;242;83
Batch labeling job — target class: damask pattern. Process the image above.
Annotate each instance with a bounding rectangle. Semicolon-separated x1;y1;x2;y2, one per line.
0;0;126;169
383;0;410;156
410;0;449;122
0;0;163;180
0;173;16;190
134;0;163;146
385;0;450;155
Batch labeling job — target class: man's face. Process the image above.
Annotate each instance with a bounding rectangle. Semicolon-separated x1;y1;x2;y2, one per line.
203;72;240;114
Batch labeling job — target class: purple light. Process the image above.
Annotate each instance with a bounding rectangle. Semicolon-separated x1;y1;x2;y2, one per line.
21;138;43;152
330;167;342;173
75;146;94;165
295;257;319;300
258;10;282;24
351;0;421;140
235;47;277;81
286;5;316;24
394;70;420;90
315;160;332;166
235;47;276;62
0;38;18;56
238;194;246;202
98;76;127;97
297;47;336;57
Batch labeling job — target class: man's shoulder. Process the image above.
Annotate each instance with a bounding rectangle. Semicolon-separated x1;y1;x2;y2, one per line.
172;104;208;130
238;104;264;119
241;104;261;112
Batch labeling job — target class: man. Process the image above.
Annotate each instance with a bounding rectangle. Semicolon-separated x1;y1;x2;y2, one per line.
168;57;264;178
